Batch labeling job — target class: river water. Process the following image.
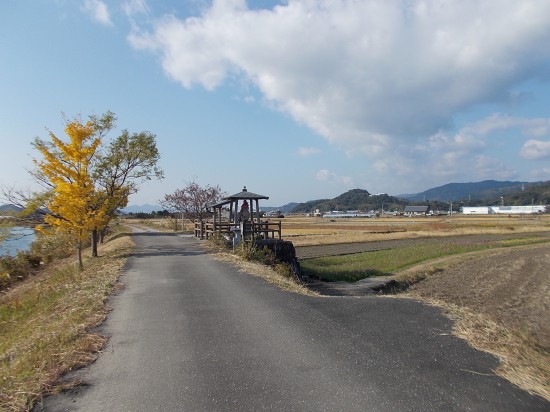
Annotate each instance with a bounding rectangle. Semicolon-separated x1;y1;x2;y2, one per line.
0;227;36;257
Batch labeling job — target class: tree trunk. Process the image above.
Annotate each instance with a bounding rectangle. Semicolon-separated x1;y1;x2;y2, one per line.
77;240;84;270
91;229;99;257
100;228;106;244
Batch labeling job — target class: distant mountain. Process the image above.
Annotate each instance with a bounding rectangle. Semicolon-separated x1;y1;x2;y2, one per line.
289;198;331;213
398;180;531;202
121;204;162;214
0;204;23;213
279;202;299;213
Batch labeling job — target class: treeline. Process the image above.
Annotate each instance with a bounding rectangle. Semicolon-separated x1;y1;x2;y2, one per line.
124;210;172;219
290;183;550;214
291;191;411;213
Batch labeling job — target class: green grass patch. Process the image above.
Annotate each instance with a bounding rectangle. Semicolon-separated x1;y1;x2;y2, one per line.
301;237;550;282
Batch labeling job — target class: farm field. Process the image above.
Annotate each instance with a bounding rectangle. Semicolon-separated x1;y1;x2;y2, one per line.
278;214;550;246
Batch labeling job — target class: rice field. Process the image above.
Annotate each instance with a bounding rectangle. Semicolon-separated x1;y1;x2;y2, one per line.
299;236;549;282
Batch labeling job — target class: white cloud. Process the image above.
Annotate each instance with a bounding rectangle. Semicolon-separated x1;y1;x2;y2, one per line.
462;114;550;138
473;155;517;180
83;0;112;26
127;1;550;194
315;169;334;182
129;0;550;150
297;147;321;157
315;169;354;187
530;167;550;180
122;0;149;17
520;140;550;160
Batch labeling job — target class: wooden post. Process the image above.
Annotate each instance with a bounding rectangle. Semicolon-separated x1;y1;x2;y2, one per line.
255;199;260;224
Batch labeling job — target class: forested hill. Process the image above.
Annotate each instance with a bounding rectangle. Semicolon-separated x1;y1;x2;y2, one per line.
499;181;550;206
291;189;408;213
289;181;550;213
398;180;530;202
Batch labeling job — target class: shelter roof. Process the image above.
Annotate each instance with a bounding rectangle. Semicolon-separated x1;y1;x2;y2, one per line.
208;186;269;209
226;186;269;200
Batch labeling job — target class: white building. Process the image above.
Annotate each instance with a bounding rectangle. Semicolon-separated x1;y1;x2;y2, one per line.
462;205;547;215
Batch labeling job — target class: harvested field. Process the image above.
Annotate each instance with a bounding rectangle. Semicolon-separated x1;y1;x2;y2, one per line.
281;215;550;246
295;231;550;260
404;243;550;352
401;243;550;401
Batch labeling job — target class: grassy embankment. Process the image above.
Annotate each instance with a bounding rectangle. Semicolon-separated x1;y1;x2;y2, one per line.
0;226;134;411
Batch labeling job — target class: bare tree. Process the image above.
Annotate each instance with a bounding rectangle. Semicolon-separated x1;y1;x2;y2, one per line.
160;180;226;222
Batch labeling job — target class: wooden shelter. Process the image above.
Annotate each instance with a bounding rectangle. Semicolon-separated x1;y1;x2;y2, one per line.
194;186;281;241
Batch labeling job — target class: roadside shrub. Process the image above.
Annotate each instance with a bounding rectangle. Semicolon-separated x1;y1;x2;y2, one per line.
206;233;232;251
235;242;276;266
274;262;293;279
30;232;74;263
0;251;42;290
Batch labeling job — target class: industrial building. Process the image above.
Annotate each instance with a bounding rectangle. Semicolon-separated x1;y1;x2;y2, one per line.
461;205;547;215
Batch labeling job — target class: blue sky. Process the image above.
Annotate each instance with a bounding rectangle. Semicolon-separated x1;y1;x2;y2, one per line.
1;0;550;207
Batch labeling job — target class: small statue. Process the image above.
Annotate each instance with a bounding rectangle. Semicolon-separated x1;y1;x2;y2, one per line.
238;200;250;221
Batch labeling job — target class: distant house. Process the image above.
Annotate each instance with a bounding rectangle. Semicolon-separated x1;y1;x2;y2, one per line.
404;206;429;216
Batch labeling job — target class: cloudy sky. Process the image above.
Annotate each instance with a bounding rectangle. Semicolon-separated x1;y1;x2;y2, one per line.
1;0;549;206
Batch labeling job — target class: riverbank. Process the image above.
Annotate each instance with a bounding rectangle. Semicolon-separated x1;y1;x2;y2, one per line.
0;228;134;411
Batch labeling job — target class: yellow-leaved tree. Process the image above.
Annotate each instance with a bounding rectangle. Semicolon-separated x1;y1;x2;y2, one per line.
9;111;162;265
34;120;106;269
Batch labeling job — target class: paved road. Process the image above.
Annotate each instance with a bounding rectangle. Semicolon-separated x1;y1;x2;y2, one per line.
37;230;548;411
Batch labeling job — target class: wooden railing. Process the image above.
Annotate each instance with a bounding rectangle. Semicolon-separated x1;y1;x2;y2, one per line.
194;220;282;241
251;221;282;240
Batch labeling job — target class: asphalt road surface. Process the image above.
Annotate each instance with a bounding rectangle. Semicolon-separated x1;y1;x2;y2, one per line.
36;229;549;411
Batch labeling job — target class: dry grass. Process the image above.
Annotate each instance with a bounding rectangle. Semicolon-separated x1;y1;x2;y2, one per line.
0;232;134;411
413;297;550;401
208;248;318;297
280;215;550;246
